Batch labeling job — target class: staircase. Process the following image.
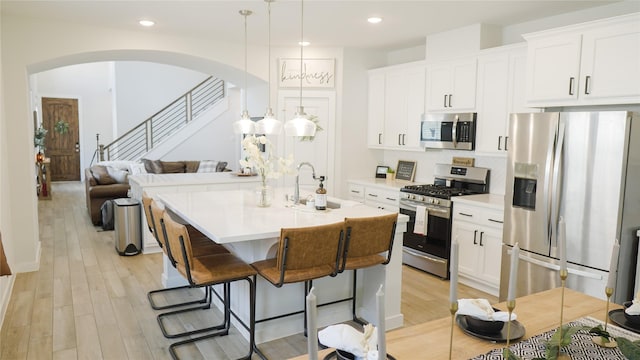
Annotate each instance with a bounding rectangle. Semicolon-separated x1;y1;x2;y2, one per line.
100;76;225;161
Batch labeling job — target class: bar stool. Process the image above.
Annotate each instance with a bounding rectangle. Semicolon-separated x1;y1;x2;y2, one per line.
159;210;262;360
340;213;397;324
143;194;228;310
251;222;345;333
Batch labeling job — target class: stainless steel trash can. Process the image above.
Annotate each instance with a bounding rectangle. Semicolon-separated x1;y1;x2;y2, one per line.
113;198;142;256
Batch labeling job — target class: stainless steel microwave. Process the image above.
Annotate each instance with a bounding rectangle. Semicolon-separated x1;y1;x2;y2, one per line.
420;113;476;150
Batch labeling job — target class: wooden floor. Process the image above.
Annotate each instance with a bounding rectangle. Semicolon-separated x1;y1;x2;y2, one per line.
0;182;496;360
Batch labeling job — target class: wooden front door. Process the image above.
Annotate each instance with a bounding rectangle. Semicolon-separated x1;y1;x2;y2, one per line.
42;97;80;181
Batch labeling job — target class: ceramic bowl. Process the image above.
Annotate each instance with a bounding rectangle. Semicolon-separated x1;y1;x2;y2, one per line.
623;301;640;325
465;316;505;334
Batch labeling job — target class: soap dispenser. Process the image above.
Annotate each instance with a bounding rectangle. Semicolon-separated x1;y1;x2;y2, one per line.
315;176;327;210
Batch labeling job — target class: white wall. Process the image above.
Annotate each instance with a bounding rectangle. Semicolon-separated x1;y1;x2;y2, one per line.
33;62;114;174
113;62;210;135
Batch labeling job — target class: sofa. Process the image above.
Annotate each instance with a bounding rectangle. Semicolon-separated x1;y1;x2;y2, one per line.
85;165;130;225
85;159;229;225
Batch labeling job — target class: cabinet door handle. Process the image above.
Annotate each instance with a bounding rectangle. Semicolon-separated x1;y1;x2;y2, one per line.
350;190;361;194
378;133;382;145
584;75;591;95
385;197;397;201
505;136;509;151
498;136;502;150
444;94;448;107
479;232;484;246
448;94;452;107
402;134;406;145
368;193;378;197
473;230;478;245
458;212;473;217
569;77;575;95
398;134;402;145
488;218;504;224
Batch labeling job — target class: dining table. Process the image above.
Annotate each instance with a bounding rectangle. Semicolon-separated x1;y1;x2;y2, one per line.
293;287;639;359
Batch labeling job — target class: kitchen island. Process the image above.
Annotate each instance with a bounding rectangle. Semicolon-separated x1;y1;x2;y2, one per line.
295;287;638;359
158;188;408;343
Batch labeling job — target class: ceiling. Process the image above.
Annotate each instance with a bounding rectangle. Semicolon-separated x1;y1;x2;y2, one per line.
2;1;624;51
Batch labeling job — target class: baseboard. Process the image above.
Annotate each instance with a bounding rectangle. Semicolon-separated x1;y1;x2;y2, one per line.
0;274;16;332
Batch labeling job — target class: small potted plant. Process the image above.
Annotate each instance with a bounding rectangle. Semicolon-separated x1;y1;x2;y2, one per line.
386;167;395;182
34;126;48;162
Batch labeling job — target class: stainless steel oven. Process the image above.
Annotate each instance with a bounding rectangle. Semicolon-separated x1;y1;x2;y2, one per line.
400;164;490;279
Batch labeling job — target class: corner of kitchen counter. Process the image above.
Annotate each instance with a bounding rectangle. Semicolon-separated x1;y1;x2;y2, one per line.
452;193;505;210
348;178;412;190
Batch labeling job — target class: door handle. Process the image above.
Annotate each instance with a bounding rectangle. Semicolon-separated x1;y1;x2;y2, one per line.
398;134;402;145
448;94;452;107
443;94;448;108
498;136;502;150
378;133;382;145
479;232;484;246
584;75;591;95
75;142;80;152
568;77;575;95
504;136;509;151
473;230;478;245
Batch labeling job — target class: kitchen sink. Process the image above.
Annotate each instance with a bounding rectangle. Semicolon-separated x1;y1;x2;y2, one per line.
298;198;341;209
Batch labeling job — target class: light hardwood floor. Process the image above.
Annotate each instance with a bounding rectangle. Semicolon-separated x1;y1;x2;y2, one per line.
0;182;496;359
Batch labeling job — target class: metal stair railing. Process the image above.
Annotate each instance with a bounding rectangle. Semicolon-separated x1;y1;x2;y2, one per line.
100;76;225;161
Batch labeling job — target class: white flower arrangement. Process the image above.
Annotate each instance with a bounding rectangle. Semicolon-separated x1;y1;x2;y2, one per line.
239;135;294;187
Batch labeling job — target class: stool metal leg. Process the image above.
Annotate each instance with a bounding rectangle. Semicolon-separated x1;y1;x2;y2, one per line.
147;285;208;310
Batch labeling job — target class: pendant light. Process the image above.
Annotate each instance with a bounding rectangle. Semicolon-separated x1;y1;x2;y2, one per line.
284;0;317;137
233;9;255;135
255;0;283;135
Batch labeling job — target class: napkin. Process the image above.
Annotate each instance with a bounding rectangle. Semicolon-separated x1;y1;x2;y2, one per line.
626;291;640;315
414;206;428;235
319;324;378;359
457;298;517;321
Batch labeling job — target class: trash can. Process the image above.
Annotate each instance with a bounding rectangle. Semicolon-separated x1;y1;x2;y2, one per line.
113;198;142;256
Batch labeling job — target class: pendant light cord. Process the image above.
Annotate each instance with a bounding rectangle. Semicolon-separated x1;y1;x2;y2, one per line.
244;11;248;113
267;1;272;109
299;0;304;107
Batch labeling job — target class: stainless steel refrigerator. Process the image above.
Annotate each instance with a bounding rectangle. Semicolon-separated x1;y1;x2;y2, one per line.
500;111;640;304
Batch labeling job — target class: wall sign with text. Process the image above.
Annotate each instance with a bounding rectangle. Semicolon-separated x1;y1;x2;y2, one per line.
279;58;335;89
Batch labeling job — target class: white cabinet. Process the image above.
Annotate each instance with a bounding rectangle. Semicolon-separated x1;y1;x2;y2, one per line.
452;202;504;296
364;186;399;213
347;183;365;203
347;180;400;213
367;62;425;151
367;73;386;148
425;58;477;112
475;44;539;155
525;13;640;107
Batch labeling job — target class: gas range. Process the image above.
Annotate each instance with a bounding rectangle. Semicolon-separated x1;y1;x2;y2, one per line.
399;164;490;208
400;164;490;279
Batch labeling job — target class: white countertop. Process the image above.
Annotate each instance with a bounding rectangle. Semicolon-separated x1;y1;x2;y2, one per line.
452;193;505;211
348;178;414;191
159;188;408;244
129;172;261;187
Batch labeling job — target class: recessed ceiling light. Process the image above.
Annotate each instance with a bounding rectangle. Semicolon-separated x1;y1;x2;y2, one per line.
139;19;155;27
298;41;310;47
367;17;382;24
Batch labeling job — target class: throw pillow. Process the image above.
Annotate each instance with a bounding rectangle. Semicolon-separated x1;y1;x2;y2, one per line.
160;161;186;173
106;166;129;184
197;160;219;173
90;165;117;185
216;161;228;172
184;161;200;173
128;163;147;175
141;159;163;174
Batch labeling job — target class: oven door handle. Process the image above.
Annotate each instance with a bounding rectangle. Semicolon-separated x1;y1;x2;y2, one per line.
403;248;447;264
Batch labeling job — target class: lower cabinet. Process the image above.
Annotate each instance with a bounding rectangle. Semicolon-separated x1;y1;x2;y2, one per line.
452;202;504;296
347;181;399;213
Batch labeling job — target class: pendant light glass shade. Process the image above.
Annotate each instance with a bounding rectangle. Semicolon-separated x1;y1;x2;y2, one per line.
283;0;316;138
233;10;255;135
234;109;255;134
256;0;283;135
284;106;316;137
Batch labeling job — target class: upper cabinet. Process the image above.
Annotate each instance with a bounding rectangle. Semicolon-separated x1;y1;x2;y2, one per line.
525;13;640;107
475;44;539;155
367;62;425;151
425;58;477;112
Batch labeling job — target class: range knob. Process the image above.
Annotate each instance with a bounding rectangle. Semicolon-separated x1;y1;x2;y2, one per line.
433;199;440;205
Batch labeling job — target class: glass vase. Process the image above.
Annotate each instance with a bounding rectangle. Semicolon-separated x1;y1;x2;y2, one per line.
255;184;273;207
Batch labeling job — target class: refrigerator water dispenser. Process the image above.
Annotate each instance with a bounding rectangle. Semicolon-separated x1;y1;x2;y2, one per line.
512;163;538;210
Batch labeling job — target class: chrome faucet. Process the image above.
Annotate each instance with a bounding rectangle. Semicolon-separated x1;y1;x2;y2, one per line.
294;162;316;204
